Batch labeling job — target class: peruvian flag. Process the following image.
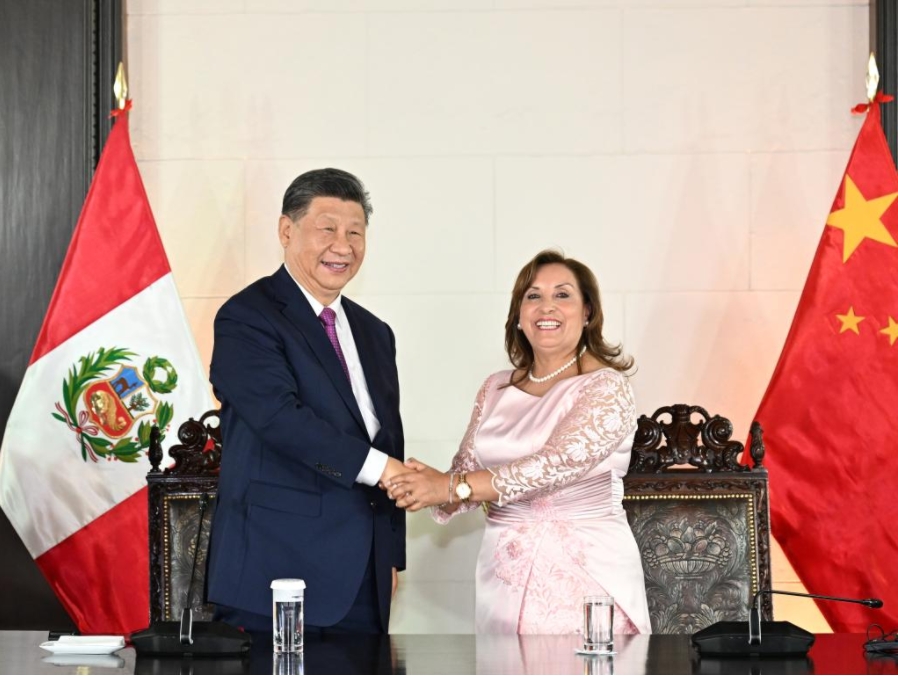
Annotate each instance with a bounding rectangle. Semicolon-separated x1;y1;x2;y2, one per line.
753;96;898;632
0;103;212;634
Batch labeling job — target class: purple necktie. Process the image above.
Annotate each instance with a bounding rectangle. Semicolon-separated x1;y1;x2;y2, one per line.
319;307;350;382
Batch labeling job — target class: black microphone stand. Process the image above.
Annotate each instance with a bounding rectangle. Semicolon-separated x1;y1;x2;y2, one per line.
693;589;884;658
748;590;883;647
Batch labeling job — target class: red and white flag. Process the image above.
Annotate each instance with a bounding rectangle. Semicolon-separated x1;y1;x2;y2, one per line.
753;96;898;632
0;104;212;634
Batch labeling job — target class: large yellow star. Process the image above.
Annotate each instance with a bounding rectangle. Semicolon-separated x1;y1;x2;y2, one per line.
836;306;864;334
881;317;898;346
826;175;898;262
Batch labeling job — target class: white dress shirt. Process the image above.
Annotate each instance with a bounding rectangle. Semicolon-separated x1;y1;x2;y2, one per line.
288;274;388;486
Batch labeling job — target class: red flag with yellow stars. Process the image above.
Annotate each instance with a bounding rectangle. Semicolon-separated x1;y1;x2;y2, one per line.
754;99;898;632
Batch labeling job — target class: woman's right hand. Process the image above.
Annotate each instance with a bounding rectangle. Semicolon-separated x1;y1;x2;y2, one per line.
386;458;451;512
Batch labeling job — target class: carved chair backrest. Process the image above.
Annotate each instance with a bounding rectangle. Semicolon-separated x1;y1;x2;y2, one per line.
146;409;222;624
623;404;772;634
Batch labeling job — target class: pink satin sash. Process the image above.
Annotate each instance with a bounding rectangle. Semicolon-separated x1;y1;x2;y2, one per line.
486;470;624;524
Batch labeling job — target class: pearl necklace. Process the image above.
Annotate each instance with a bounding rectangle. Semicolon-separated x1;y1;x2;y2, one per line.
529;347;587;384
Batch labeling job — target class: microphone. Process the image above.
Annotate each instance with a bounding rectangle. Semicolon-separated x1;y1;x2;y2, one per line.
693;588;884;658
749;590;882;645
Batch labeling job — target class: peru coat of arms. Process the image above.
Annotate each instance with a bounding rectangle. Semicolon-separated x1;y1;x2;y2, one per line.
53;347;177;463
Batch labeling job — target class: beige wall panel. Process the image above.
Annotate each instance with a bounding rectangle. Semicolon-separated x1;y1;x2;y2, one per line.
390;581;476;634
240;14;368;159
368;10;623;156
772;581;832;633
400;451;486;584
623;6;866;154
495;0;617;7
769;537;829;630
624;290;800;443
749;0;865;6
139;160;246;298
248;0;490;10
244;159;496;293
351;293;510;442
750;149;858;290
180;297;224;383
496;155;751;293
128;0;245;13
128;15;250;160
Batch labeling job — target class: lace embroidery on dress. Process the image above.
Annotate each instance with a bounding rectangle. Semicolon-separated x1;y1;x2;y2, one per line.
432;374;498;524
490;517;641;634
494;523;540;590
488;369;636;508
518;565;640;635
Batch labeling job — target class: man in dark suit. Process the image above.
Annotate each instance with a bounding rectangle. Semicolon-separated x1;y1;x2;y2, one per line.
206;168;406;634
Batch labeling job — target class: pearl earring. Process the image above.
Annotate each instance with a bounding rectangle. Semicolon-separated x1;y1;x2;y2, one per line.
516;323;521;330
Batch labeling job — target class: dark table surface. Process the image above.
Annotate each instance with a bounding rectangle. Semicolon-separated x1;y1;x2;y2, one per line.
4;630;897;674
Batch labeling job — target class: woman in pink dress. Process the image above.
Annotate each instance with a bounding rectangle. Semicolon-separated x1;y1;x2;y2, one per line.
386;250;651;635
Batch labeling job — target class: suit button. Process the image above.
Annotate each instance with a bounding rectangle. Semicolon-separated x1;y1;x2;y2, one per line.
369;501;377;510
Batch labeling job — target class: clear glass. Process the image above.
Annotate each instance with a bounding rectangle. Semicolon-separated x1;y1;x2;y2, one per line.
583;654;614;675
273;651;304;675
582;595;614;653
273;598;304;653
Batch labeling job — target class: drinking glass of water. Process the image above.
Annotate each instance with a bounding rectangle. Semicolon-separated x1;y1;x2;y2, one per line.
581;595;614;654
271;578;305;653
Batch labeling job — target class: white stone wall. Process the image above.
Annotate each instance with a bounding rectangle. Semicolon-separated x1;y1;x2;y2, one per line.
127;0;870;634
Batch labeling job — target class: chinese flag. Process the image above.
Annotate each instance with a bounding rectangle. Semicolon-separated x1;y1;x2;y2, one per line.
754;100;898;632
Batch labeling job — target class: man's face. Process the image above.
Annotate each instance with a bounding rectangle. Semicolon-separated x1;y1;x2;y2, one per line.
279;196;367;305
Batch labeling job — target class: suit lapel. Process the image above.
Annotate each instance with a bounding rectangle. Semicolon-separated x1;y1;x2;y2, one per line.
272;267;367;436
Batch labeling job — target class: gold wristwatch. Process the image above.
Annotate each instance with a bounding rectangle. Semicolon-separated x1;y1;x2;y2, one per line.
455;472;473;503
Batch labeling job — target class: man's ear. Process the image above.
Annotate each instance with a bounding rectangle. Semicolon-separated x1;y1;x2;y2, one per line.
278;215;294;248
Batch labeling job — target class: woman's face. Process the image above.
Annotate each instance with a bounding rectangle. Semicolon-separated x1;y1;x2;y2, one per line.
518;263;589;361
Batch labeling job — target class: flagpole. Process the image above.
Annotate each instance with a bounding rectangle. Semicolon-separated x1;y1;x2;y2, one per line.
867;53;880;103
113;61;128;110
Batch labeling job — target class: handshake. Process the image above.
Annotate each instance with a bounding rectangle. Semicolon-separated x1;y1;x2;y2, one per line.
377;457;450;513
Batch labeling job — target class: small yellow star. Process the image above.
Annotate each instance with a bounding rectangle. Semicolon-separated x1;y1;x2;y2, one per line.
836;306;865;334
881;317;898;346
826;175;898;262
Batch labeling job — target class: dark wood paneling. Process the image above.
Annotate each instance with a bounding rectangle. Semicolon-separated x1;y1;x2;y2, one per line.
872;0;898;163
0;0;121;630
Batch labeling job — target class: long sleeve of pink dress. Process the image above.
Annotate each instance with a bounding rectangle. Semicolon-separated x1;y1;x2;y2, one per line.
434;368;652;635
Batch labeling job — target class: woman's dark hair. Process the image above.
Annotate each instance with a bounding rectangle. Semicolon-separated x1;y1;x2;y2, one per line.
504;249;633;387
281;168;373;223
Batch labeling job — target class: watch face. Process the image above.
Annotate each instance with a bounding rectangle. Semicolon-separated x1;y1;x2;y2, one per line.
455;480;473;500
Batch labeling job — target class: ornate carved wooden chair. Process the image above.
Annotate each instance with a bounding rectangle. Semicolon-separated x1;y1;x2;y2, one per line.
146;409;222;624
623;404;772;634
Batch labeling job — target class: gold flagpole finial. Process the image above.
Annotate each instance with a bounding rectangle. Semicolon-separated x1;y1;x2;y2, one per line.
113;62;129;110
866;52;880;103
